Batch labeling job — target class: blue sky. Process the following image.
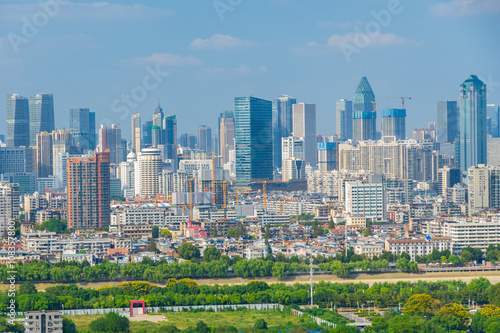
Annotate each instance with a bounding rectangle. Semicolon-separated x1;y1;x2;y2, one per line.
0;0;499;139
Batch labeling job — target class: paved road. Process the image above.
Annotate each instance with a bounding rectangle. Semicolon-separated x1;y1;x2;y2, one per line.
339;312;371;327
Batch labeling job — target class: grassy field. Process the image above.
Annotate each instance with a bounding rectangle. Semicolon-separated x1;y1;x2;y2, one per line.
3;270;500;292
69;310;303;332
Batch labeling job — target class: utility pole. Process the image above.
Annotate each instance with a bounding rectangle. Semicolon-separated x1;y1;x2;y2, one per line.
310;260;313;306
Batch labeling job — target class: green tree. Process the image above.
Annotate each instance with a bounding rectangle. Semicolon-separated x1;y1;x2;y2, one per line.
265;224;270;245
404;293;441;318
202;246;221;262
178;242;201;261
254;318;268;330
147;237;158;253
0;317;24;333
89;312;130;333
151;226;159;239
362;228;373;236
438;302;470;326
482;304;500;318
161;229;172;238
328;217;335;229
212;226;218;238
63;317;77;333
194;320;210;333
35;218;68;233
18;282;37;295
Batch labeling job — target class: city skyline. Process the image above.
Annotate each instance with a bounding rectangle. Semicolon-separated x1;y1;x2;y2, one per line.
0;1;498;138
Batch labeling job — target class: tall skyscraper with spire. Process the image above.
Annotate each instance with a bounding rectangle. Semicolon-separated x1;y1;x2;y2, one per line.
352;77;376;141
29;94;54;146
459;75;487;172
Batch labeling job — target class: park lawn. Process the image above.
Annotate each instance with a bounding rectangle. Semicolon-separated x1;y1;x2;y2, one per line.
69;310;302;332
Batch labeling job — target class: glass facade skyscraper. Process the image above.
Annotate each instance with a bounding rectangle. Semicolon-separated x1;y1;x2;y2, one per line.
235;96;273;182
352;77;376;141
436;100;459;144
459;75;487;173
6;94;29;147
272;95;296;169
29;94;55;147
69;108;96;150
336;99;353;140
487;104;500;138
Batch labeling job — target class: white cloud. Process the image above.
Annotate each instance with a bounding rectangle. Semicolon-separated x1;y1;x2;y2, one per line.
326;32;416;47
430;0;500;16
190;34;258;51
0;2;174;22
123;53;203;66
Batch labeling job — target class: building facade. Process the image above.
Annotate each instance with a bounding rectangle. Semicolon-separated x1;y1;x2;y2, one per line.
352;77;376;141
29;94;55;147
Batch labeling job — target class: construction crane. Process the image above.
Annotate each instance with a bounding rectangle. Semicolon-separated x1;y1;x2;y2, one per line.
250;179;285;210
177;152;222;205
384;96;412;109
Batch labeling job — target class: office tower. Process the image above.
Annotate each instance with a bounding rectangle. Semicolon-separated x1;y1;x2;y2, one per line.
345;182;386;219
234;96;273;181
162;115;177;164
0;173;36;196
219;112;235;166
293;103;317;167
468;164;500;212
272;95;297;169
98;124;123;164
29;94;54;146
51;129;72;175
36;131;53;178
0;147;26;174
67;151;110;229
282;136;304;161
119;152;136;198
0;182;20;233
336;99;353;140
139;148;162;197
437;101;459;143
282;158;306;182
69;108;96;150
459;75;487;173
197;125;212;153
54;152;75;189
152;112;163;147
6;94;29;147
488;104;500;138
437;166;461;196
352;77;376;141
381;109;406;139
317;142;336;172
131;113;141;153
142;120;153;148
180;133;196;149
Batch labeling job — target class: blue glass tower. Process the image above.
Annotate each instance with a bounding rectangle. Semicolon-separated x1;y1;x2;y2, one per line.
69;108;96;150
459;75;487;172
235;96;273;182
272;95;296;169
352;77;376;141
29;94;55;146
436;101;459;144
6;94;29;147
487;104;500;138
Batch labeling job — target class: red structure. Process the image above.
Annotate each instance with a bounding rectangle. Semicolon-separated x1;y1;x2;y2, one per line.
130;300;146;316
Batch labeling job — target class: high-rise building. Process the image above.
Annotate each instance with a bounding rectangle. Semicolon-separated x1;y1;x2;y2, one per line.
6;94;29;147
345;181;386;220
235;96;273;181
180;133;196;149
352;77;376;141
162;115;177;164
69;108;96;150
272;95;297;169
98;124;123;164
131;113;141;153
67;151;110;229
152;112;163;147
51;129;73;175
119;152;136;198
197;125;212;153
0;147;26;174
29;94;54;147
381;109;406;140
282;136;304;161
437;166;461;196
219;111;235;165
468;164;500;212
459;75;487;173
0;182;19;233
336;99;353;140
317;142;337;172
436;101;459;144
142;120;153;148
293;103;317;167
487;104;500;138
139;148;162;197
282;158;306;182
36;131;53;178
